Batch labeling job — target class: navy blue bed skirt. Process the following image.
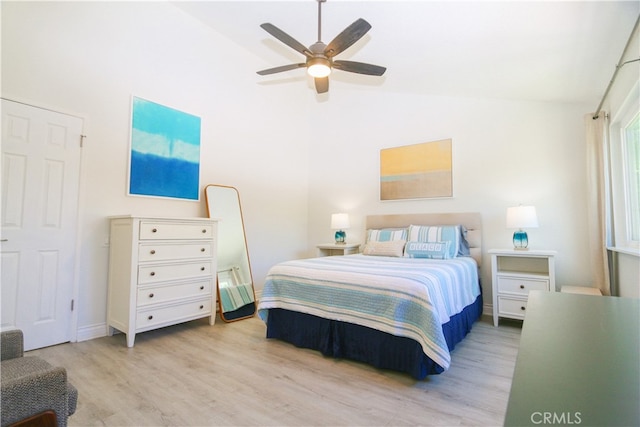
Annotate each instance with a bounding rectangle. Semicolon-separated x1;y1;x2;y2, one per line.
265;293;483;379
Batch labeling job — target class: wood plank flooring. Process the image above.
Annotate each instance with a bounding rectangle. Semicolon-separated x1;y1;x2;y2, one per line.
27;315;522;426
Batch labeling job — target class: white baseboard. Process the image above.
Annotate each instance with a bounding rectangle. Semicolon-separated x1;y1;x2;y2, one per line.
483;303;492;315
76;323;108;342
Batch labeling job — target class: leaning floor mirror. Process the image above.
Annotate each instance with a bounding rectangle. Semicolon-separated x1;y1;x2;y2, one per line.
205;184;256;322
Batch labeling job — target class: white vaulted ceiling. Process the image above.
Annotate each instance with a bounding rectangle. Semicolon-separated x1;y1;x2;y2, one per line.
173;1;638;105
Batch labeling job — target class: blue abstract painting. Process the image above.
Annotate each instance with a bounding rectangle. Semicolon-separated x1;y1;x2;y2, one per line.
129;97;201;200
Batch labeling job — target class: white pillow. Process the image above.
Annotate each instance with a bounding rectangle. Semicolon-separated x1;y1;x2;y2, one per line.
362;240;406;257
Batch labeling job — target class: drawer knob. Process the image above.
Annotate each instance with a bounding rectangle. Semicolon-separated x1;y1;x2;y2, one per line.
520;306;526;311
199;305;204;310
202;229;207;234
152;228;157;233
150;272;155;276
200;286;204;290
150;250;156;255
149;293;154;298
200;267;205;271
201;248;205;252
148;315;153;320
520;284;525;289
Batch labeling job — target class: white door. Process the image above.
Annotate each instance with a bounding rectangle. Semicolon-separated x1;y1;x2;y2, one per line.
1;99;83;350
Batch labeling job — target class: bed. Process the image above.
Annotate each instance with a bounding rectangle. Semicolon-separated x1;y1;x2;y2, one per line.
257;213;483;379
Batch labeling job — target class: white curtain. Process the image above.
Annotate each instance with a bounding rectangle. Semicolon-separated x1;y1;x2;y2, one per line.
584;112;611;295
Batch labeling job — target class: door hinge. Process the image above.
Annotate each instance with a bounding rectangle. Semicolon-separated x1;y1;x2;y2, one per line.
71;299;75;311
80;135;86;147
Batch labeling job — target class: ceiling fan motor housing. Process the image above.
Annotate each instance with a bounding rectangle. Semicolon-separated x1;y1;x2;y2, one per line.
307;41;332;77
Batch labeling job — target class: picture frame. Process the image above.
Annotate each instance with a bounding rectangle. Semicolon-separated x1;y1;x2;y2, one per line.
380;139;453;200
128;96;201;201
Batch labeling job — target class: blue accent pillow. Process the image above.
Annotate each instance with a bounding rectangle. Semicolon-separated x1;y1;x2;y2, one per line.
407;225;460;259
404;241;451;259
458;225;471;257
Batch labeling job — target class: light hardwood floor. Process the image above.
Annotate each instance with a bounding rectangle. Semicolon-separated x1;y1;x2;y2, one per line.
28;315;522;426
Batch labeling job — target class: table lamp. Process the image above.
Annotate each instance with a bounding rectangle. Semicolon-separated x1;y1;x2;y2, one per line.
506;205;538;250
331;213;350;244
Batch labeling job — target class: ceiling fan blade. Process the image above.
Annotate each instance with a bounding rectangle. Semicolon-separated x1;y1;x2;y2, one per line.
257;63;306;76
333;60;386;76
260;23;312;57
324;18;372;58
315;77;329;94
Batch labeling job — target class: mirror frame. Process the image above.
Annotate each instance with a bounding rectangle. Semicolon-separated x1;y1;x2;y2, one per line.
204;184;256;322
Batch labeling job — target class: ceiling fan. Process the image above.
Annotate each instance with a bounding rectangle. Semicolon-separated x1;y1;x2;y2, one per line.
256;0;386;94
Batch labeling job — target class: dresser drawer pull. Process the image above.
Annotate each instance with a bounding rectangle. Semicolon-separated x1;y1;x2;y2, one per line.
150;272;155;277
520;306;526;311
200;267;205;271
202;229;207;234
520;284;525;289
152;228;158;233
201;248;205;252
200;286;204;290
150;249;156;255
148;315;153;320
149;293;154;298
199;305;204;310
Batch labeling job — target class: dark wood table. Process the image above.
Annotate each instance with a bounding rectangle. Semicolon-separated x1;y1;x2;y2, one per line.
504;291;639;426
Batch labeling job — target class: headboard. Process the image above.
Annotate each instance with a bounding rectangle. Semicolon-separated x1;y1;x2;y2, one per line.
365;212;482;265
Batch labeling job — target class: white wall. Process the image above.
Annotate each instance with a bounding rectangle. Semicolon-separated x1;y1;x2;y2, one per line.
1;1;311;338
306;88;593;299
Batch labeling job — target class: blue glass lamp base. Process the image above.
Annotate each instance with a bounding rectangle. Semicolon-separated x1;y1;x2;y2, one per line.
512;230;529;250
335;230;346;244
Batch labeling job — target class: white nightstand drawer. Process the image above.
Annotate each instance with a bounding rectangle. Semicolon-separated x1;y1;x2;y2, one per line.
136;299;212;330
138;261;212;284
139;221;214;240
497;276;549;296
138;242;213;262
498;296;528;319
137;279;212;307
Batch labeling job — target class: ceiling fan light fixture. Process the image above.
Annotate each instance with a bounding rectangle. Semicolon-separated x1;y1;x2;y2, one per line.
307;58;332;78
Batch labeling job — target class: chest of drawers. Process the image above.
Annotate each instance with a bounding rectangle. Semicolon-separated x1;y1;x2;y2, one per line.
489;249;556;326
107;216;218;347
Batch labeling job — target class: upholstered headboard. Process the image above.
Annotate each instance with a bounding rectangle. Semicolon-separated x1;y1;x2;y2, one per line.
365;212;482;265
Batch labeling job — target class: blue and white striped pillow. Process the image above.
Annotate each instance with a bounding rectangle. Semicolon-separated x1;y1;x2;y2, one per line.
366;228;408;243
406;225;460;259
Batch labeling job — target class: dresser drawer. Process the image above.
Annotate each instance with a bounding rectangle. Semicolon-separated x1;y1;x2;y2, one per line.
498;296;528;319
138;242;213;262
497;276;549;296
138;261;212;284
136;299;212;330
139;221;214;240
137;279;212;307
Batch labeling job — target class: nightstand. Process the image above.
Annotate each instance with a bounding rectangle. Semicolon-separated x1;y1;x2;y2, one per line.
490;249;556;326
316;243;361;257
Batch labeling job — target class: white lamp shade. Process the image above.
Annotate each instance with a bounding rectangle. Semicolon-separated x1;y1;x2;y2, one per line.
506;206;539;229
307;63;331;78
331;213;350;229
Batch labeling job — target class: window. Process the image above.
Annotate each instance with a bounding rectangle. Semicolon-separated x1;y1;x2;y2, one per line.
622;112;639;243
610;82;640;252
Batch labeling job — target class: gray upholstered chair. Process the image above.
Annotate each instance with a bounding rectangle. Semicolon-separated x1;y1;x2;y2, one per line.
1;330;78;427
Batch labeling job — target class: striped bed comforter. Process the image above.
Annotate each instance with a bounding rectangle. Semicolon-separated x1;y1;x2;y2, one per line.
258;254;480;370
